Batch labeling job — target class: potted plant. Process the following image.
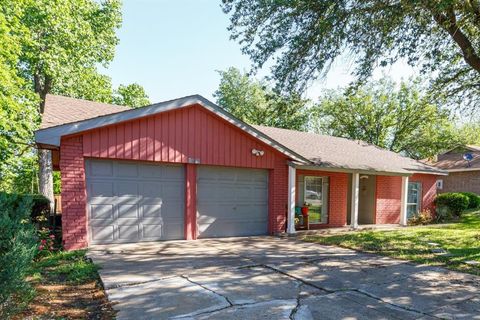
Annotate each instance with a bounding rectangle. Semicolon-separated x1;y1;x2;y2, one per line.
301;202;310;216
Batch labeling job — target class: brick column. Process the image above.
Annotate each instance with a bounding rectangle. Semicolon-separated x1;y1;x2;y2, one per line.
185;164;197;240
60;136;88;250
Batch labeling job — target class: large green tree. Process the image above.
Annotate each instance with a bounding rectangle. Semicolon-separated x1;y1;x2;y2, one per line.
214;67;309;130
222;0;480;110
0;0;38;193
312;79;456;159
0;0;151;196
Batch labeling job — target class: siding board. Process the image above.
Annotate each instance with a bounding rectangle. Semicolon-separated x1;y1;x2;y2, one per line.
81;105;280;169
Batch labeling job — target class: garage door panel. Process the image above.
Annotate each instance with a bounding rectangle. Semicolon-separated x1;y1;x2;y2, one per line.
116;162;138;177
90;182;114;197
91;225;114;241
141;182;162;198
197;166;268;238
118;204;139;219
116;182;139;197
91;160;113;176
86;160;185;244
90;204;114;220
118;225;140;240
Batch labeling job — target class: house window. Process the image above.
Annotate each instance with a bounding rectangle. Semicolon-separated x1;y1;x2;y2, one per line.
436;179;443;190
407;182;422;218
304;176;324;224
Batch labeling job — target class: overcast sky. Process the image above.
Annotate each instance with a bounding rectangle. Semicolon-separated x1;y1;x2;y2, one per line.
103;0;416;104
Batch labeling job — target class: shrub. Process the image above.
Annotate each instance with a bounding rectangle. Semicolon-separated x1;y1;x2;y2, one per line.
0;193;37;318
27;194;50;222
407;209;434;226
435;192;470;218
460;192;480;209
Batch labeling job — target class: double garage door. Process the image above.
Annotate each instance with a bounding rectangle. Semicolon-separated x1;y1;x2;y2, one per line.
86;160;268;244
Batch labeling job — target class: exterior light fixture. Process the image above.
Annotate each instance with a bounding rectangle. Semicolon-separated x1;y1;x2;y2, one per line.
251;148;265;157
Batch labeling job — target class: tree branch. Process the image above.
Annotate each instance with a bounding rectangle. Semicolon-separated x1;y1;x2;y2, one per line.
433;8;480;74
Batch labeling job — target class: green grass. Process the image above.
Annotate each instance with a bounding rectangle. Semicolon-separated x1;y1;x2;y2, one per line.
302;209;480;275
31;250;99;284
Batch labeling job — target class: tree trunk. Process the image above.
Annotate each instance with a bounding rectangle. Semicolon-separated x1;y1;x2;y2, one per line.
38;148;55;212
36;73;55;211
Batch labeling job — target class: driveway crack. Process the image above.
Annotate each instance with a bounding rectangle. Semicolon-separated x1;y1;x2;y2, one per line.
180;274;234;307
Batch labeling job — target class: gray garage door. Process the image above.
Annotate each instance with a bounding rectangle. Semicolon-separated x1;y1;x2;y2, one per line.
85;160;184;244
197;166;268;238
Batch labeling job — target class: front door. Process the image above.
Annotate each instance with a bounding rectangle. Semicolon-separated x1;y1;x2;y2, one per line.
358;175;376;224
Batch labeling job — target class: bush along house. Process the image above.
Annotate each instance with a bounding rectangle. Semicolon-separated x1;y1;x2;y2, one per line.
35;94;447;250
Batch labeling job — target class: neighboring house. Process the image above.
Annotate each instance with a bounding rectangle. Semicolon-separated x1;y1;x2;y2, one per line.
428;146;480;194
35;94;446;250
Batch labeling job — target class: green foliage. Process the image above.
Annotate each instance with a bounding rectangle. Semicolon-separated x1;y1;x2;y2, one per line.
214;67;309;130
223;1;480;111
0;1;39;194
311;78;456;159
436;193;470;217
0;192;37;317
0;0;150;193
460;192;480;209
113;83;150;108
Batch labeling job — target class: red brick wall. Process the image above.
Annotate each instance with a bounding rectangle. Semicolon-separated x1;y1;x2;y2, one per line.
60;136;88;250
375;175;402;224
296;170;348;228
410;173;437;213
269;157;289;234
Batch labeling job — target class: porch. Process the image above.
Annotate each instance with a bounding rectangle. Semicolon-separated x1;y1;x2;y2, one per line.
286;164;434;234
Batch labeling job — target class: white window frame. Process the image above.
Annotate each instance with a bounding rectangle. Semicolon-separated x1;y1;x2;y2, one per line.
407;182;422;217
304;176;327;224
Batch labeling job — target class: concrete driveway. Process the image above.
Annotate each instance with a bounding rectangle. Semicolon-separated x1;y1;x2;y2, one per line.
88;236;480;319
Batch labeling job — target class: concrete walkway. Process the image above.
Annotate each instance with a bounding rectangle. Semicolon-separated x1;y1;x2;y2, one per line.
88;237;480;319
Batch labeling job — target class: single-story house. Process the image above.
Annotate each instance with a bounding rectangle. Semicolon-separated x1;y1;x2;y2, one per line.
428;145;480;194
35;94;446;250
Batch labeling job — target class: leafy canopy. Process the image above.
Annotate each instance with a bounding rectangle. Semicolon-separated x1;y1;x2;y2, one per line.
0;0;150;193
113;83;150;108
0;0;38;191
311;78;456;159
222;0;480;110
214;67;309;130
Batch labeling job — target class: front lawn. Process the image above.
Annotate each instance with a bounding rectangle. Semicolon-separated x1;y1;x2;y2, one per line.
302;209;480;275
15;250;115;319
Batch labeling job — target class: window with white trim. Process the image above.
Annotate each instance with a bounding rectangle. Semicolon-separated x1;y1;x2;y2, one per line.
407;182;422;218
304;176;329;224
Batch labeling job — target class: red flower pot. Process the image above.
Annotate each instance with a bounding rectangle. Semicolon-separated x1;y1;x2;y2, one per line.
301;206;309;216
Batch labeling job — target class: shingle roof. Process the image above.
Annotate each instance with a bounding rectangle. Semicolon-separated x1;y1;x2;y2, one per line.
427;146;480;170
252;125;443;174
38;94;444;175
40;94;129;129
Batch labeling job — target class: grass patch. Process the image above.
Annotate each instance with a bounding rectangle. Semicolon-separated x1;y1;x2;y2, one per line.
302;209;480;275
32;250;99;284
15;250;115;319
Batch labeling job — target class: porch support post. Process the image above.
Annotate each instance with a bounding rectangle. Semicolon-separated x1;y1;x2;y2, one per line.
287;165;296;234
400;176;409;226
350;172;359;229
